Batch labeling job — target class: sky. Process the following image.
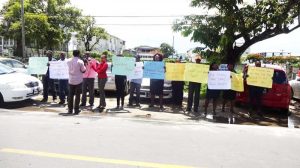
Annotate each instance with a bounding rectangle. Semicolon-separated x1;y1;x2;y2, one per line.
0;0;300;55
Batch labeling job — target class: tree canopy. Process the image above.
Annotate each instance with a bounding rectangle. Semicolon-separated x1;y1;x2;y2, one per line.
76;16;109;51
173;0;300;63
0;0;82;56
160;42;175;57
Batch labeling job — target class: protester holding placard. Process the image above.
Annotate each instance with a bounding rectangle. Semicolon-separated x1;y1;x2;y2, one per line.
247;61;264;117
186;55;202;114
114;55;127;110
41;50;57;103
92;55;108;110
128;55;142;107
222;64;237;114
149;53;165;111
204;62;221;116
171;58;184;107
81;52;98;107
66;50;86;115
58;52;69;105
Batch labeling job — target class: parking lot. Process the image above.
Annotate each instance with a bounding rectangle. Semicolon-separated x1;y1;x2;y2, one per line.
1;92;299;128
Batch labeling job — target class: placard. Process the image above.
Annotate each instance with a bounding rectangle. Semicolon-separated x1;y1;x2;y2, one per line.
143;61;165;79
184;63;210;83
165;63;185;81
28;57;48;75
112;56;135;76
247;66;274;88
49;61;69;79
127;62;144;79
208;71;231;90
231;72;244;92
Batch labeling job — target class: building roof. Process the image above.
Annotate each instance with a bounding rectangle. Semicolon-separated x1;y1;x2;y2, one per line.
134;45;159;50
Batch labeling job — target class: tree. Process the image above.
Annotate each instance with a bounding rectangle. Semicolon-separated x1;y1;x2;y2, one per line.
173;0;300;63
0;0;82;57
160;43;175;57
77;16;109;51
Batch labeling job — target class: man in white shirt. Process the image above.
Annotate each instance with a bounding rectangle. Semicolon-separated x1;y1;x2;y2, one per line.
66;50;86;115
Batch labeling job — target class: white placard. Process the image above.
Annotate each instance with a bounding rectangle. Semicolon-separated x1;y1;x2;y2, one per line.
127;62;144;79
49;61;69;79
208;71;231;90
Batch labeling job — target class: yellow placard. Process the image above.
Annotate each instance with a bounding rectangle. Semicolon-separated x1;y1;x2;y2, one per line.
165;63;185;81
184;63;210;83
247;66;274;88
231;72;244;92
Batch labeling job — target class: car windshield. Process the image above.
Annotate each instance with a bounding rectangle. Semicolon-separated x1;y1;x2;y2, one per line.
0;62;15;75
273;70;287;84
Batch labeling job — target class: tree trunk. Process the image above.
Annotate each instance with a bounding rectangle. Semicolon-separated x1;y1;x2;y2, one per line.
16;39;22;58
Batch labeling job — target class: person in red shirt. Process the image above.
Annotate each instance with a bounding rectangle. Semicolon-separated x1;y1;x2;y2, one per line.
92;55;108;110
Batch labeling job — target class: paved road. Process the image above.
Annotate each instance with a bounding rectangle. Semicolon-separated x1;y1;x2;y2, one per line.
1;110;300;168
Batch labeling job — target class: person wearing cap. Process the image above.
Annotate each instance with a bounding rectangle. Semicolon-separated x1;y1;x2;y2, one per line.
171;58;184;107
186;55;202;114
128;55;142;107
41;50;57;102
81;52;98;107
149;53;165;111
58;52;69;105
114;55;127;110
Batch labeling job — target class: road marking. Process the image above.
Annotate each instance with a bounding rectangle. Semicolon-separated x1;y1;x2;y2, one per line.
0;148;196;168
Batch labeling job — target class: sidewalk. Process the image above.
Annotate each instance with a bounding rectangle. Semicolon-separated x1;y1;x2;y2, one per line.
3;94;296;128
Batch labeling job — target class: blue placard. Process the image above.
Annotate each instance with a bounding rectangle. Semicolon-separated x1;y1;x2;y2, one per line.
143;61;165;79
112;56;135;76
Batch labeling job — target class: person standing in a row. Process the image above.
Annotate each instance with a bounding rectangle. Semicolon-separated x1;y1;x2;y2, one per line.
93;55;108;110
67;50;86;115
149;53;165;111
41;50;57;102
222;63;237;114
186;55;202;114
128;55;142;107
58;52;69;105
81;52;98;107
171;58;184;107
114;55;127;110
204;62;220;116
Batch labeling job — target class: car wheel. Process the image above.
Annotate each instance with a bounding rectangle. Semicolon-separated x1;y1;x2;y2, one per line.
0;93;4;108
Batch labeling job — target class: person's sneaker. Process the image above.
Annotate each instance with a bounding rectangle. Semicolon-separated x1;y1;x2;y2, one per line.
115;106;120;110
159;106;164;111
74;110;81;115
186;108;191;113
119;106;124;110
136;104;141;107
80;104;86;107
149;104;154;108
127;103;133;107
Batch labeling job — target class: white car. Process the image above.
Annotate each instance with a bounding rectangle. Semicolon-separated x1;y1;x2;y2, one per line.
0;63;43;106
0;57;28;74
290;76;300;99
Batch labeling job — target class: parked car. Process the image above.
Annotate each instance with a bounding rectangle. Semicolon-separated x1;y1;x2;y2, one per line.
0;63;43;106
139;78;173;99
236;64;291;112
289;76;300;99
94;63;130;93
0;57;28;74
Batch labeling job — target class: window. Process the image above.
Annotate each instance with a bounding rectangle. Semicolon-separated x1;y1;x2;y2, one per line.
273;71;287;84
11;60;25;68
0;60;13;68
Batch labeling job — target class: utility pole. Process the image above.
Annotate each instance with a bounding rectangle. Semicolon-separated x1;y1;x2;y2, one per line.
21;0;26;59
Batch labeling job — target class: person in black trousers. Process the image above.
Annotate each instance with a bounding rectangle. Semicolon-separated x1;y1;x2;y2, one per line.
171;59;184;107
114;55;127;110
41;50;57;102
186;55;202;114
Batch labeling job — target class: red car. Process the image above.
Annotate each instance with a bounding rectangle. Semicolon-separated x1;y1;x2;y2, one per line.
236;64;291;113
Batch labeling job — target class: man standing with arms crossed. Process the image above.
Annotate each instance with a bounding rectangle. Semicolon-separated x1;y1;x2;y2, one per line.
66;50;86;115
